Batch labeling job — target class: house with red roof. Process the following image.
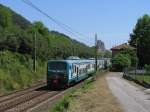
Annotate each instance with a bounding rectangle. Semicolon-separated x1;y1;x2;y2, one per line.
111;43;135;57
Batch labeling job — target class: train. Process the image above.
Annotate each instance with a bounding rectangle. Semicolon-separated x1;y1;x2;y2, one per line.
47;57;111;89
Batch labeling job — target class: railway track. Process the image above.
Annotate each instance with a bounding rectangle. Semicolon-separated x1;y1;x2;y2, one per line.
0;82;46;103
0;80;84;112
0;82;49;112
5;91;61;112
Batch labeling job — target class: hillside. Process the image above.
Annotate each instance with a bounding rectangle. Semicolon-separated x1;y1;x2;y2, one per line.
0;4;94;59
0;4;31;29
0;4;94;94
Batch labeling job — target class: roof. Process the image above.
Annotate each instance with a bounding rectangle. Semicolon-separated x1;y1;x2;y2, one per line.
48;59;107;64
67;56;80;60
111;43;135;50
48;59;95;64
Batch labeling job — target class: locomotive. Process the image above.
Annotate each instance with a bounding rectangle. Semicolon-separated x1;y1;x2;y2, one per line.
47;57;110;89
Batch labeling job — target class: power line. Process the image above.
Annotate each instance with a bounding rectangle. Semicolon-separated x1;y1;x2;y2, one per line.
21;0;95;45
24;0;95;44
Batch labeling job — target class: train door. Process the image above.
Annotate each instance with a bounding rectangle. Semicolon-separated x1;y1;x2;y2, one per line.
72;64;77;79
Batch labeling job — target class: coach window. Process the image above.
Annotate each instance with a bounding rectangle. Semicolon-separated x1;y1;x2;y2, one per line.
80;69;82;74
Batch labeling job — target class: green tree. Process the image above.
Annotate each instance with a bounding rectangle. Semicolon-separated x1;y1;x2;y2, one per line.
119;48;137;67
129;14;150;67
0;4;97;94
112;53;131;71
0;5;12;28
103;50;112;58
144;64;150;74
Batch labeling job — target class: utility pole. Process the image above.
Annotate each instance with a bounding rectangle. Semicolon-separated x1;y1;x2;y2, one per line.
71;39;74;56
33;31;36;72
135;39;138;78
95;34;98;71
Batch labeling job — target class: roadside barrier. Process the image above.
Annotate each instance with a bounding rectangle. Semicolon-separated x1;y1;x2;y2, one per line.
123;67;150;88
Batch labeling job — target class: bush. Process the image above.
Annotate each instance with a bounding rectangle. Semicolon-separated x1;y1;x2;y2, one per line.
0;51;46;94
112;53;131;71
144;64;150;74
120;48;137;67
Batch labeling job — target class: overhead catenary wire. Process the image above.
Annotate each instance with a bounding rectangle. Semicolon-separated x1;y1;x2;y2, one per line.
21;0;95;45
24;0;95;45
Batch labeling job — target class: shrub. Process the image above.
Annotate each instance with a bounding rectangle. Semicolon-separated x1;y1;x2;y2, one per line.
120;48;137;66
112;53;131;71
144;64;150;74
0;51;46;94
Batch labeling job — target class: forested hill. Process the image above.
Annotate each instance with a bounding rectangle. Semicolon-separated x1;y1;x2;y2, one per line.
0;4;94;60
0;4;31;29
0;4;94;94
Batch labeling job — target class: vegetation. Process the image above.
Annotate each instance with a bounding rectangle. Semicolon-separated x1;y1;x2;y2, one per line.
123;15;150;85
144;64;150;74
103;50;112;58
0;4;95;94
0;51;46;94
129;73;150;84
143;64;150;83
112;48;137;71
125;64;150;85
0;4;95;60
112;53;131;71
51;71;123;112
97;50;112;58
51;70;107;112
119;48;137;67
129;14;150;67
51;75;95;112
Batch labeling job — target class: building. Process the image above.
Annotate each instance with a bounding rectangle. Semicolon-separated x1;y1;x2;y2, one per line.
111;43;135;57
97;40;105;52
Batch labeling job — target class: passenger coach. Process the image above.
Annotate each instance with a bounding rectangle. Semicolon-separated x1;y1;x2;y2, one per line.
47;58;109;89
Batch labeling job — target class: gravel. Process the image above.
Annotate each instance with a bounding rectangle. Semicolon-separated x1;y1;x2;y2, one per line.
106;72;150;112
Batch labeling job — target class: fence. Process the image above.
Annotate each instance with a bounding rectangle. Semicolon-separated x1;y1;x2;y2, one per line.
123;67;150;88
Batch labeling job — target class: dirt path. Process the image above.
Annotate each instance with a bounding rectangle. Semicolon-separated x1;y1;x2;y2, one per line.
106;72;150;112
67;72;123;112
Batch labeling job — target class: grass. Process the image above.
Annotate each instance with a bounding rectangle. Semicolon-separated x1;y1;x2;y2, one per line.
136;75;150;83
51;80;94;112
129;73;150;83
50;70;110;112
67;71;123;112
50;89;75;112
50;73;97;112
0;51;46;95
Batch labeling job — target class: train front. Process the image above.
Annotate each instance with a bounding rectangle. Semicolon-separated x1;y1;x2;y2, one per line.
47;61;68;89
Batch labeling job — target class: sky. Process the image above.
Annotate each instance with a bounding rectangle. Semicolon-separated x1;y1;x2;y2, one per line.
0;0;150;49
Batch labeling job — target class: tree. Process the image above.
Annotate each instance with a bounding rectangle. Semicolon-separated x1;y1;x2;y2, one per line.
119;48;137;67
129;14;150;67
144;64;150;74
0;4;96;61
103;50;112;58
0;5;12;28
112;53;131;71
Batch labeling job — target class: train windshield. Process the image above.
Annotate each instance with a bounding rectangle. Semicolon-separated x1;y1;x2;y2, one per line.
48;62;67;73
